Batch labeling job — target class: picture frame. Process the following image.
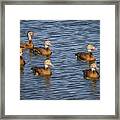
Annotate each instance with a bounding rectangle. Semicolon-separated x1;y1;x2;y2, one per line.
0;0;119;119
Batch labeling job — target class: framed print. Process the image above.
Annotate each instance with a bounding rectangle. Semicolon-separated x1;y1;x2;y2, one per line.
0;0;119;119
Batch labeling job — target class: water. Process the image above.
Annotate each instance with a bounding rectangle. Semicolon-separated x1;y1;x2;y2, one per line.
20;20;100;100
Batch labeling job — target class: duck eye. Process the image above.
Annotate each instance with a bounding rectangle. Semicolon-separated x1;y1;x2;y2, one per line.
45;60;49;63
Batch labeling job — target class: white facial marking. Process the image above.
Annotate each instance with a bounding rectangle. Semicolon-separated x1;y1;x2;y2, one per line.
90;63;97;71
88;49;92;52
45;44;49;49
45;64;49;69
28;32;33;40
45;40;51;46
91;67;96;71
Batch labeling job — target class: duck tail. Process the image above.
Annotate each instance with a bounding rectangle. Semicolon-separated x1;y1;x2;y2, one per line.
31;67;34;70
75;53;78;56
31;67;37;73
31;66;37;70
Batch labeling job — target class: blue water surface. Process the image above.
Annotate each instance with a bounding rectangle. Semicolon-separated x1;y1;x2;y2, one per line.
20;20;100;100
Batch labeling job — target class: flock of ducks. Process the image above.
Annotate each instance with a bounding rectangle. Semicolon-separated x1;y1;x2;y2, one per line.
75;44;100;80
20;31;53;76
20;31;100;80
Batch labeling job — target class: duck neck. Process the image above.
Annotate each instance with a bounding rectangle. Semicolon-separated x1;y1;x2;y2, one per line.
45;45;49;49
29;39;33;44
91;67;96;71
45;64;49;69
20;55;23;59
88;49;92;52
88;52;92;57
20;52;23;57
28;34;32;41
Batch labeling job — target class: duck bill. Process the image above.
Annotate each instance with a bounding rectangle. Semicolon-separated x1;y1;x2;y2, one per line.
48;42;52;46
49;63;54;67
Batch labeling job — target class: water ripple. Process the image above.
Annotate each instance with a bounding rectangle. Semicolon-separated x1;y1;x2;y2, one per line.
20;20;100;100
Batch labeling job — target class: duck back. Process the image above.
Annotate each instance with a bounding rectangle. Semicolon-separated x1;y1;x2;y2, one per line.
75;52;96;63
26;40;34;49
33;47;52;57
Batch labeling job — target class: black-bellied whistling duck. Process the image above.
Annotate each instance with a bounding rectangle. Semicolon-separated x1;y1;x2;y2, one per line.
83;63;100;80
20;31;34;50
32;59;53;76
75;44;96;63
20;48;25;66
33;40;52;57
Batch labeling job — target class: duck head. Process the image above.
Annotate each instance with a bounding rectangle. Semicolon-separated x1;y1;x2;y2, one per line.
27;31;34;40
44;40;52;49
90;63;97;71
87;44;96;52
44;59;53;69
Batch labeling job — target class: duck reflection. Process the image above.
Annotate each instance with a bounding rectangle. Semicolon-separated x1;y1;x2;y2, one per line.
43;75;52;88
90;80;97;92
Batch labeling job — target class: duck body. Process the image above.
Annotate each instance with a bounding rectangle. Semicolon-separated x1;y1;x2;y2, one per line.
32;59;53;76
33;47;52;57
75;52;96;63
25;40;34;49
20;56;25;66
32;67;52;76
20;40;34;50
83;69;99;80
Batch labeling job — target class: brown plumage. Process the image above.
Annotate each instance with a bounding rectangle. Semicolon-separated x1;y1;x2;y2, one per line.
33;47;52;57
20;43;26;49
25;40;34;49
20;56;25;66
75;52;96;63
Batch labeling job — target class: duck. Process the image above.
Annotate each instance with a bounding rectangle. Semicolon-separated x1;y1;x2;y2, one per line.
20;31;34;50
32;59;53;76
20;48;25;66
83;63;100;80
33;40;52;57
75;44;96;63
